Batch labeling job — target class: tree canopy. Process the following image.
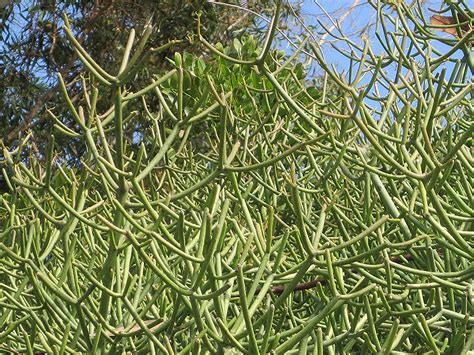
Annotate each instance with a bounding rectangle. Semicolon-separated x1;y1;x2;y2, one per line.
0;0;301;157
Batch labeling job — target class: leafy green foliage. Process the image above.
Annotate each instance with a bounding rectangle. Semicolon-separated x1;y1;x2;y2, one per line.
0;0;299;157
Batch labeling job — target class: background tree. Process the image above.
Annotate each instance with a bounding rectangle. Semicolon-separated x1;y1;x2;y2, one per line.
0;0;301;160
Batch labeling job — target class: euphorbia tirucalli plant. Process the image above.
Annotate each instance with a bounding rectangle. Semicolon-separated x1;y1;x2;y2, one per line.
0;0;472;353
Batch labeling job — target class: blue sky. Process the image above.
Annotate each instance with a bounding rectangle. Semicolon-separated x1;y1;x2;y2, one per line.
2;0;465;90
277;0;468;99
286;0;451;66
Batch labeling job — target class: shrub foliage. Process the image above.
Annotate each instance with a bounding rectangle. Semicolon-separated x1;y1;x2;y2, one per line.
0;1;473;353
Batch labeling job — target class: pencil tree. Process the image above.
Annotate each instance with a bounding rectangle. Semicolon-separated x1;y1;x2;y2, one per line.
0;0;472;353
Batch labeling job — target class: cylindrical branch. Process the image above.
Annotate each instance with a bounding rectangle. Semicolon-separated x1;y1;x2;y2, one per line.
197;0;282;67
1;1;472;353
